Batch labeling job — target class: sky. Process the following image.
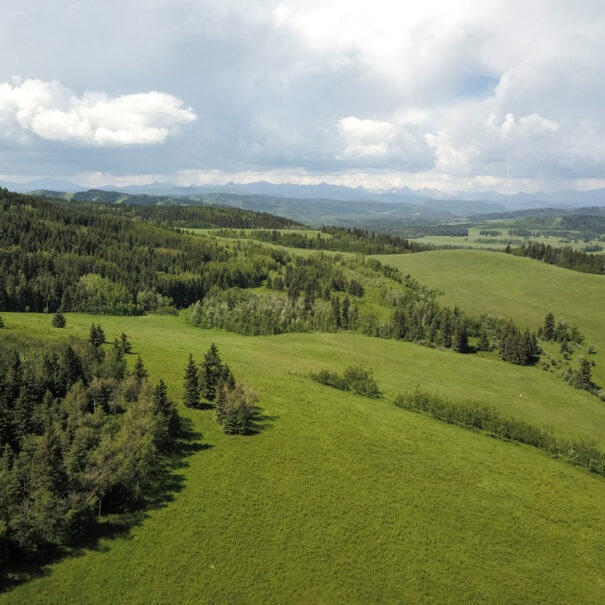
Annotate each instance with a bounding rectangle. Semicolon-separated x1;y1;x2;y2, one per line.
1;0;604;193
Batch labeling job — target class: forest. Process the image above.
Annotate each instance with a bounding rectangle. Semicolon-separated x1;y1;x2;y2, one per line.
0;330;180;565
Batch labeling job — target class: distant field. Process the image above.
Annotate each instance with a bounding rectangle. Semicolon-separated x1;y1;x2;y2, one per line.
373;249;605;384
408;226;605;253
3;313;605;603
187;228;352;258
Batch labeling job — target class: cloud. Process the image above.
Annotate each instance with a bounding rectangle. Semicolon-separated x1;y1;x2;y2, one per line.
336;116;434;170
0;79;196;146
0;1;605;191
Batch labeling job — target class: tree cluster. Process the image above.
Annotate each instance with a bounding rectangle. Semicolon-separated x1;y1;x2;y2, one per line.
183;344;255;434
0;336;180;564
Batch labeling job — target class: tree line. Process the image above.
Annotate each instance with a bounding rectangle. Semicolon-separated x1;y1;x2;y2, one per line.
212;225;433;255
507;241;605;274
394;390;605;477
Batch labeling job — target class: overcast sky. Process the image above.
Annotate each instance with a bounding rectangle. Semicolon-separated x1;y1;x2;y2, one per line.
1;0;604;192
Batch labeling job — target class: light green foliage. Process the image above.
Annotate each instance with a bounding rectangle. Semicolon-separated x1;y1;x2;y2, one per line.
3;313;605;603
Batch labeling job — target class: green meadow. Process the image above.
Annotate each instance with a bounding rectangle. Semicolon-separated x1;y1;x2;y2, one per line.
406;225;605;253
3;312;605;603
373;249;605;384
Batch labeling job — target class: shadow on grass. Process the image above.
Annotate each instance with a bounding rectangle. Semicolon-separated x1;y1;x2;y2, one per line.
0;418;209;595
246;405;279;436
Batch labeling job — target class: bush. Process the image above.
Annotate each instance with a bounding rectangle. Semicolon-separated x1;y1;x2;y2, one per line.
51;311;66;328
310;365;381;399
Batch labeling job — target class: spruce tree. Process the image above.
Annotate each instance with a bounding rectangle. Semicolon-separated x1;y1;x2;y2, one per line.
477;329;490;352
200;344;223;401
134;355;148;382
183;353;201;408
543;312;555;340
452;324;469;353
120;333;132;354
51;311;66;328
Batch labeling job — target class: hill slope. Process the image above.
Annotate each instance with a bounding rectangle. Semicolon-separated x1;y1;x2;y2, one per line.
373;249;605;384
3;313;605;603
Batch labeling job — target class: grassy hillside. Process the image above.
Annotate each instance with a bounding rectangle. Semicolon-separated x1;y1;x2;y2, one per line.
3;313;605;603
373;249;605;384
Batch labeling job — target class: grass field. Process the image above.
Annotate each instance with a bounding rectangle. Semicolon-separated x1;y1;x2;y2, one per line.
3;313;605;603
406;224;605;253
373;249;605;385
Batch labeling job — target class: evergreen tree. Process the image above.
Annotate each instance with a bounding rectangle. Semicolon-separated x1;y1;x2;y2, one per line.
331;297;341;329
477;329;490;352
200;344;223;401
133;355;148;382
89;323;105;347
577;358;593;391
543;312;555;340
342;297;350;330
120;333;132;354
452;323;469;353
183;353;201;408
51;311;66;328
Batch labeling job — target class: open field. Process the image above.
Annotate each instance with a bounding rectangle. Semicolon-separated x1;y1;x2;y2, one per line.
373;249;605;385
3;313;605;603
407;227;605;253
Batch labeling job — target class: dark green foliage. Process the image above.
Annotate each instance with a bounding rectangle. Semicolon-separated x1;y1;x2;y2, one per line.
565;358;595;392
310;365;381;399
0;189;293;313
183;354;201;408
51;312;66;328
120;333;132;354
511;241;605;274
394;390;605;477
200;343;224;402
477;329;490;351
88;323;105;347
0;314;4;328
497;322;540;365
134;355;148;381
213;225;432;255
0;338;180;563
543;312;555;340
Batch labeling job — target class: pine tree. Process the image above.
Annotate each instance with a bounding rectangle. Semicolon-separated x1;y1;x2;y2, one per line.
120;333;132;354
200;344;224;401
331;297;341;329
543;312;555;340
89;323;105;347
577;358;593;391
452;324;469;353
342;297;350;330
183;353;201;408
477;329;490;351
133;355;148;382
51;311;66;328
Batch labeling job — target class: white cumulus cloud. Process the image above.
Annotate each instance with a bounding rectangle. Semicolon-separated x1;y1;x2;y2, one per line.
0;79;196;146
337;116;434;169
